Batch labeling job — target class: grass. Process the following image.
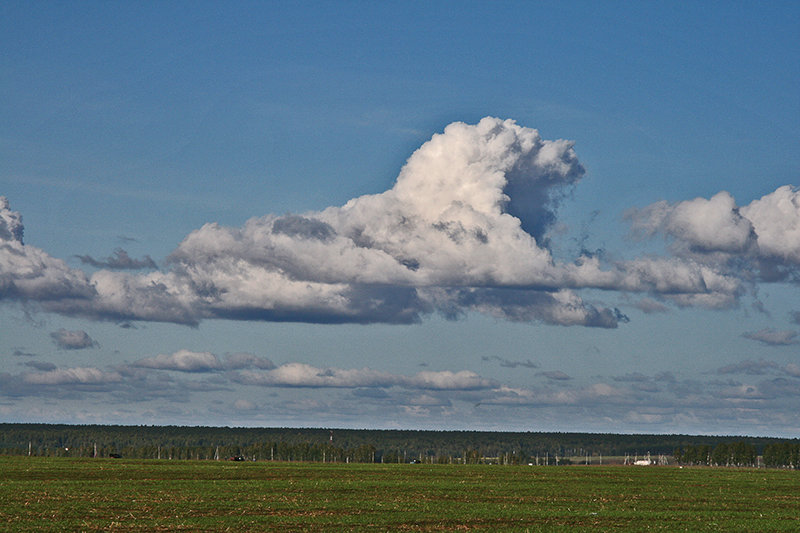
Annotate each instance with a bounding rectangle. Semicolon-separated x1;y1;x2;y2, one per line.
1;456;798;531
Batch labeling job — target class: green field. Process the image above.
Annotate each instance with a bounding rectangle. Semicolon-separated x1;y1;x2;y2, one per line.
1;457;798;531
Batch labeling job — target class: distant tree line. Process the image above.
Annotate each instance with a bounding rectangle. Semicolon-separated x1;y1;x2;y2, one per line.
674;441;800;469
762;441;800;468
673;442;758;467
1;424;796;467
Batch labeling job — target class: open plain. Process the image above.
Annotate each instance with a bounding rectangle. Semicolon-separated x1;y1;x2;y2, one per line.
1;456;798;531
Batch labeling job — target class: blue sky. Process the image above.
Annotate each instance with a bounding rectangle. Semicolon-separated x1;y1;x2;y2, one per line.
2;1;799;436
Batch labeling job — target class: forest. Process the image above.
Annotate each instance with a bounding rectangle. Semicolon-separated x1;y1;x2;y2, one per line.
1;423;797;467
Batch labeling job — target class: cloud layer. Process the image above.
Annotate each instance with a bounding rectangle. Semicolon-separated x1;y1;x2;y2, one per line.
3;347;799;434
1;118;797;329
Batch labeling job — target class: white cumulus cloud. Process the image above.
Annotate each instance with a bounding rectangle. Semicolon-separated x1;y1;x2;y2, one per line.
741;185;800;265
2;120;794;328
628;185;800;283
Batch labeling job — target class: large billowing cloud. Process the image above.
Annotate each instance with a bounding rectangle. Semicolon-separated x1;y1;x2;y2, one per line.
163;117;611;325
1;118;792;327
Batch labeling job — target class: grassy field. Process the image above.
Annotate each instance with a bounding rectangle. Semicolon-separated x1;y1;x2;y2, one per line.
1;457;798;531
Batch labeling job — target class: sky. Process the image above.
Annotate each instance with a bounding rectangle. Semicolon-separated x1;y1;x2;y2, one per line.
1;1;799;437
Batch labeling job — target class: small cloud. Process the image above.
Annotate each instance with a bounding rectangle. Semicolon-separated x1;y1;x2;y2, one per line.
271;215;336;242
233;399;258;411
790;311;800;325
612;372;651;382
758;377;800;400
0;196;24;243
132;350;275;373
22;367;121;385
611;371;669;392
653;371;677;383
12;348;36;357
584;345;601;357
717;359;781;375
409;393;452;407
24;361;57;371
352;388;391;399
408;370;495;390
133;350;220;372
75;248;157;270
624;412;667;424
223;353;277;370
633;298;669;314
482;355;539;369
537;370;572;381
630;381;662;393
50;329;99;350
742;328;799;346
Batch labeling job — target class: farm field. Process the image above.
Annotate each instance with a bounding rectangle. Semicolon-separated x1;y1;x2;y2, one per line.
0;457;798;532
